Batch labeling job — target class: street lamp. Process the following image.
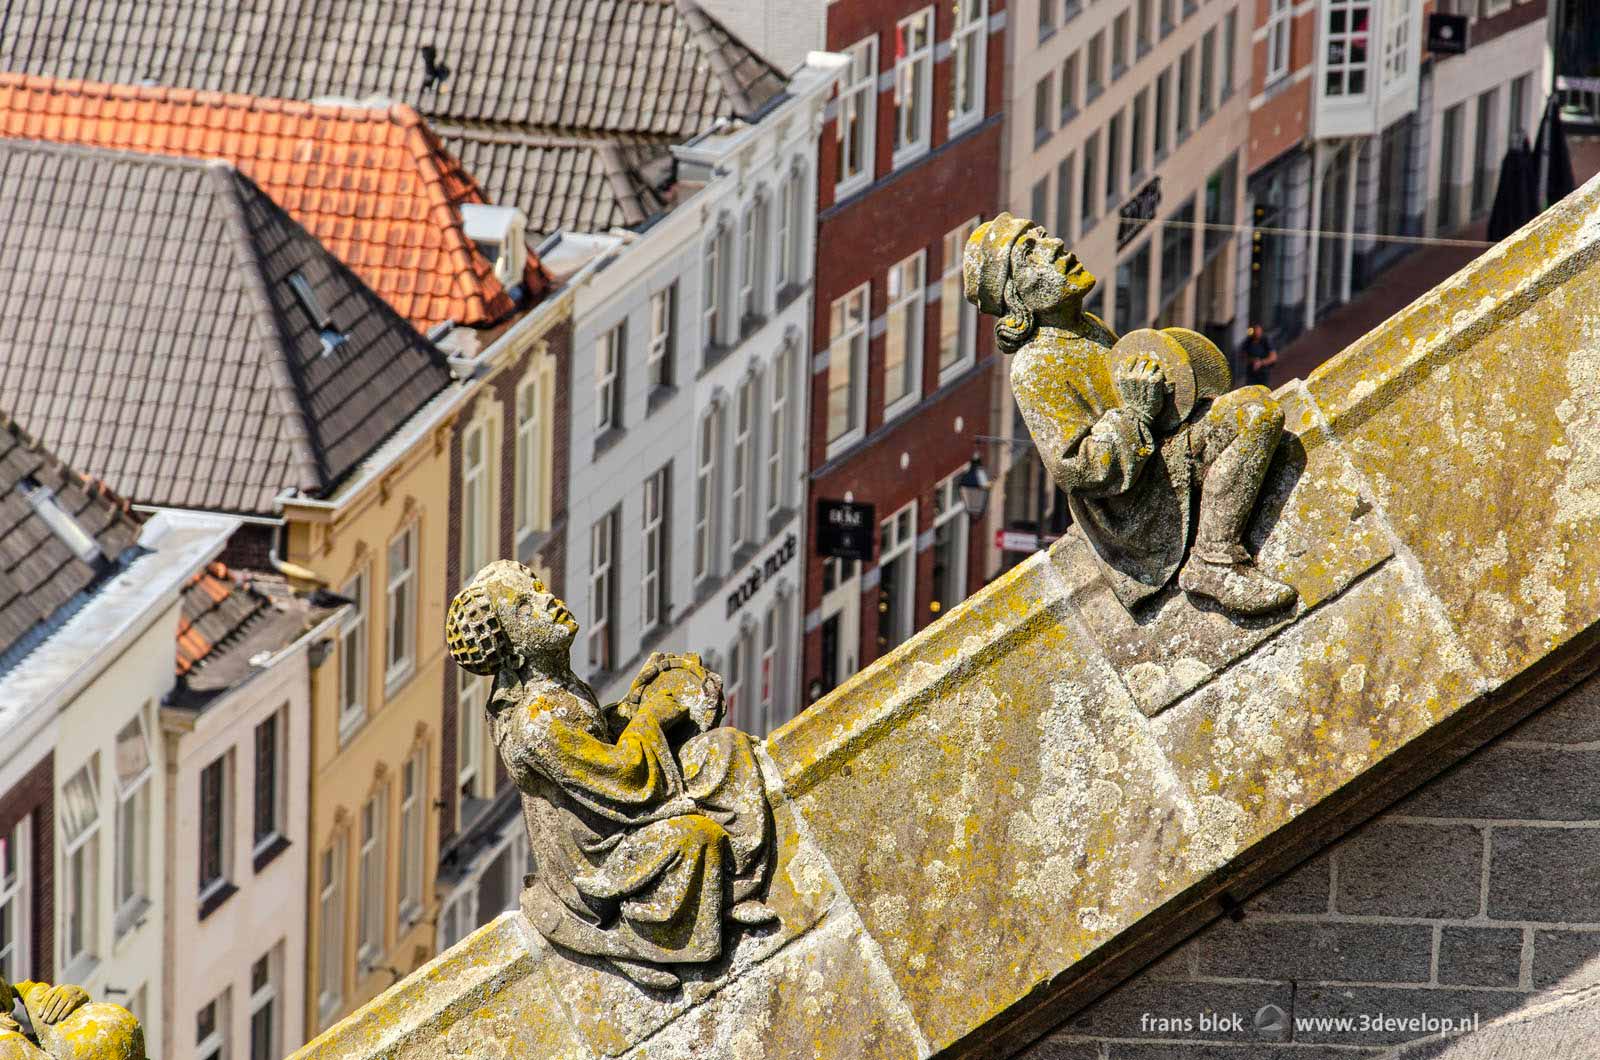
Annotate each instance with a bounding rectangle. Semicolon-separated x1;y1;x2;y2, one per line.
957;453;991;519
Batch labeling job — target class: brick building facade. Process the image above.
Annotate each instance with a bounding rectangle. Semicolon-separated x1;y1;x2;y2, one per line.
803;0;1008;700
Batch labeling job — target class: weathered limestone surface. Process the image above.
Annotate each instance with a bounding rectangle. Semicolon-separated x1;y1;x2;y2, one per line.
292;175;1600;1060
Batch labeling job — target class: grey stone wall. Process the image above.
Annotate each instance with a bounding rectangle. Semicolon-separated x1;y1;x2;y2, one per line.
1021;671;1600;1058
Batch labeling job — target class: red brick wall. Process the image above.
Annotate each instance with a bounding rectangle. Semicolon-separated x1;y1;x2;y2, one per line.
0;753;53;982
1247;3;1318;173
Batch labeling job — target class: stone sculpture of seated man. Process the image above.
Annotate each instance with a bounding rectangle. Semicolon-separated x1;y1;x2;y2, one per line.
0;976;144;1060
446;560;777;989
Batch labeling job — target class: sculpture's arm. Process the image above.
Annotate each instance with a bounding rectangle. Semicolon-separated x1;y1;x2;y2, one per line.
1046;408;1156;498
15;982;88;1026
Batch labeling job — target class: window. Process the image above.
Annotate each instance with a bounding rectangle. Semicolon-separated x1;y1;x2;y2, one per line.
1038;0;1056;41
197;993;228;1060
767;345;792;518
385;525;416;686
1087;31;1105;99
1199;29;1215;118
1054;156;1075;244
1131;89;1149;178
1060;53;1079;123
1112;12;1129;77
249;949;280;1060
827;285;869;451
1382;0;1412;88
950;0;987;131
1439;102;1464;231
1115;239;1153;334
397;750;426;929
338;568;367;736
461;420;491;583
253;710;285;854
1323;1;1371;98
1220;11;1237;102
1177;48;1194;140
288;270;347;355
514;375;545;539
1106;111;1124;203
0;817;30;982
113;714;151;931
893;9;934;163
939;220;979;380
1509;74;1531;145
757;603;782;735
884;251;926;418
357;789;386;972
836;38;878;194
1155;68;1171;158
1031;177;1050;229
61;761;100;970
1081;131;1100;228
703;227;730;346
1162;197;1196;302
1471;88;1497;217
776;175;802;290
694;410;720;582
1161;0;1176;34
457;670;488;806
1266;0;1292;84
731;378;756;551
595;322;624;432
1034;73;1054;146
739;198;768;327
877;503;918;653
642;466;670;630
725;636;748;729
588;509;618;673
317;839;345;1024
199;754;230;898
1204;153;1237;257
931;473;970;619
1136;0;1153;52
647;285;676;390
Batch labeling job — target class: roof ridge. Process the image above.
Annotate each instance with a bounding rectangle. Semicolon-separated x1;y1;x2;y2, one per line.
672;0;788;117
0;71;415;124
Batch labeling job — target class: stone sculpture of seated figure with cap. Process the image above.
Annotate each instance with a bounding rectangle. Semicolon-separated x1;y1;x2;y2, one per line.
0;976;145;1060
963;212;1297;616
446;560;779;990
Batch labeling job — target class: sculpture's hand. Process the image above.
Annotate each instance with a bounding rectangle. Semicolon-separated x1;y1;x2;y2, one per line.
32;984;89;1025
1114;354;1169;426
624;653;725;733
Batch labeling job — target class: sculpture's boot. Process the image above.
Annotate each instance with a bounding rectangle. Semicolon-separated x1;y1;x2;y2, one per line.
1178;555;1297;615
606;958;681;991
729;900;780;926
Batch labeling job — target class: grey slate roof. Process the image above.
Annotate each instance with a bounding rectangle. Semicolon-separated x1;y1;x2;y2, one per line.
0;411;141;664
0;139;453;516
0;0;789;139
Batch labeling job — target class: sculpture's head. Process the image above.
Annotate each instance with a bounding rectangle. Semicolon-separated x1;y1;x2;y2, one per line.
446;560;579;676
964;212;1097;354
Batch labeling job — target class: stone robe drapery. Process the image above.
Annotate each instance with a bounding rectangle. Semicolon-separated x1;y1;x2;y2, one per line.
490;675;771;966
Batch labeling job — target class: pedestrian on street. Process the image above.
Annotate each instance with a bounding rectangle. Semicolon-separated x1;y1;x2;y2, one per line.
1239;324;1278;388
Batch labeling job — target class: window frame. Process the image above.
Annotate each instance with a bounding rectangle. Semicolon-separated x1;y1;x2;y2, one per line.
642;465;670;632
514;373;544;542
457;670;490;808
1034;71;1055;146
731;377;757;551
384;523;417;691
112;712;152;934
949;0;988;134
196;992;229;1060
703;227;728;349
876;502;919;652
835;37;879;197
0;815;30;982
766;344;792;521
1266;0;1293;85
316;838;346;1027
1322;0;1373;100
588;508;618;675
595;321;624;434
694;409;720;583
825;283;871;456
739;197;769;330
892;8;936;167
337;567;369;740
198;752;231;901
930;471;971;619
647;284;676;392
252;708;287;857
60;758;100;973
356;787;387;974
884;251;926;421
397;748;426;930
249;948;280;1060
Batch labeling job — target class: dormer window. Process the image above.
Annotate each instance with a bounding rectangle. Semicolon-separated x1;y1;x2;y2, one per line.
460;204;528;289
18;475;100;565
287;270;349;356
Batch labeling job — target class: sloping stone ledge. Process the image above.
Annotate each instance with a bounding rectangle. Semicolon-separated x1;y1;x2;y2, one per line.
291;172;1600;1059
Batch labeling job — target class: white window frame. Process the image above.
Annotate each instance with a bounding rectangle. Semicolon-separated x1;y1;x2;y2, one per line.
883;250;926;420
461;419;491;583
514;374;544;542
893;8;935;166
595;322;623;433
950;0;988;134
877;501;919;652
249;948;280;1060
1266;0;1292;85
1323;0;1372;100
458;673;489;806
1381;0;1412;89
826;284;870;456
757;603;781;735
112;712;152;936
384;524;417;691
197;991;229;1060
776;171;802;291
739;198;768;328
725;632;749;729
356;787;387;974
60;758;100;974
588;509;617;673
317;839;345;1026
766;344;791;520
835;37;879;197
642;465;669;631
647;284;675;390
0;816;31;982
397;749;426;930
731;377;755;552
931;471;971;618
694;410;720;583
338;567;368;740
940;220;980;382
252;708;286;856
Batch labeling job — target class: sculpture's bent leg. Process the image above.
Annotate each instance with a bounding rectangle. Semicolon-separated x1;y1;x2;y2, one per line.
680;728;777;921
1178;386;1298;615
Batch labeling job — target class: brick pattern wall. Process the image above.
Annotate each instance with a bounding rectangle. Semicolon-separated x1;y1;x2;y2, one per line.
217;522;276;571
0;754;53;983
1021;671;1600;1058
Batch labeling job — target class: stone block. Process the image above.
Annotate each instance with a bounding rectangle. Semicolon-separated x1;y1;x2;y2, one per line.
1063;977;1293;1042
1387;983;1600;1059
1193;920;1432;984
1290;985;1526;1045
1335;822;1484;918
1531;929;1600;991
1487;828;1600;923
1246;851;1332;914
1437;927;1524;988
1399;746;1600;822
1013;1037;1104;1060
1508;674;1600;744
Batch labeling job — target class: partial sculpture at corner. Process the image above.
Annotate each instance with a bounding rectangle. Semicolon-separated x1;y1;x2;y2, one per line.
0;975;145;1060
446;561;779;990
963;212;1298;616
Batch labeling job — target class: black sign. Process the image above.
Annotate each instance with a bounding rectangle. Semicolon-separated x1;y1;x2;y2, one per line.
1117;177;1162;249
726;533;798;618
1427;14;1468;55
815;499;875;561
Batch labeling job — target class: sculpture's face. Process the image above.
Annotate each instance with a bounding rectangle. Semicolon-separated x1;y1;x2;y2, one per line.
1008;225;1096;312
511;582;580;659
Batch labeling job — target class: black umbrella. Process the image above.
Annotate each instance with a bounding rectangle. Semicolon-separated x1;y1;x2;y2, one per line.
1487;138;1539;241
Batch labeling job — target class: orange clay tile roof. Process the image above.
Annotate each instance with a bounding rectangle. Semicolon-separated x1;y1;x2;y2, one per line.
0;73;542;329
175;563;268;677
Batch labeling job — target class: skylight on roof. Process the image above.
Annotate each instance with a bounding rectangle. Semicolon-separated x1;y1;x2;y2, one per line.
18;476;101;565
288;270;350;356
